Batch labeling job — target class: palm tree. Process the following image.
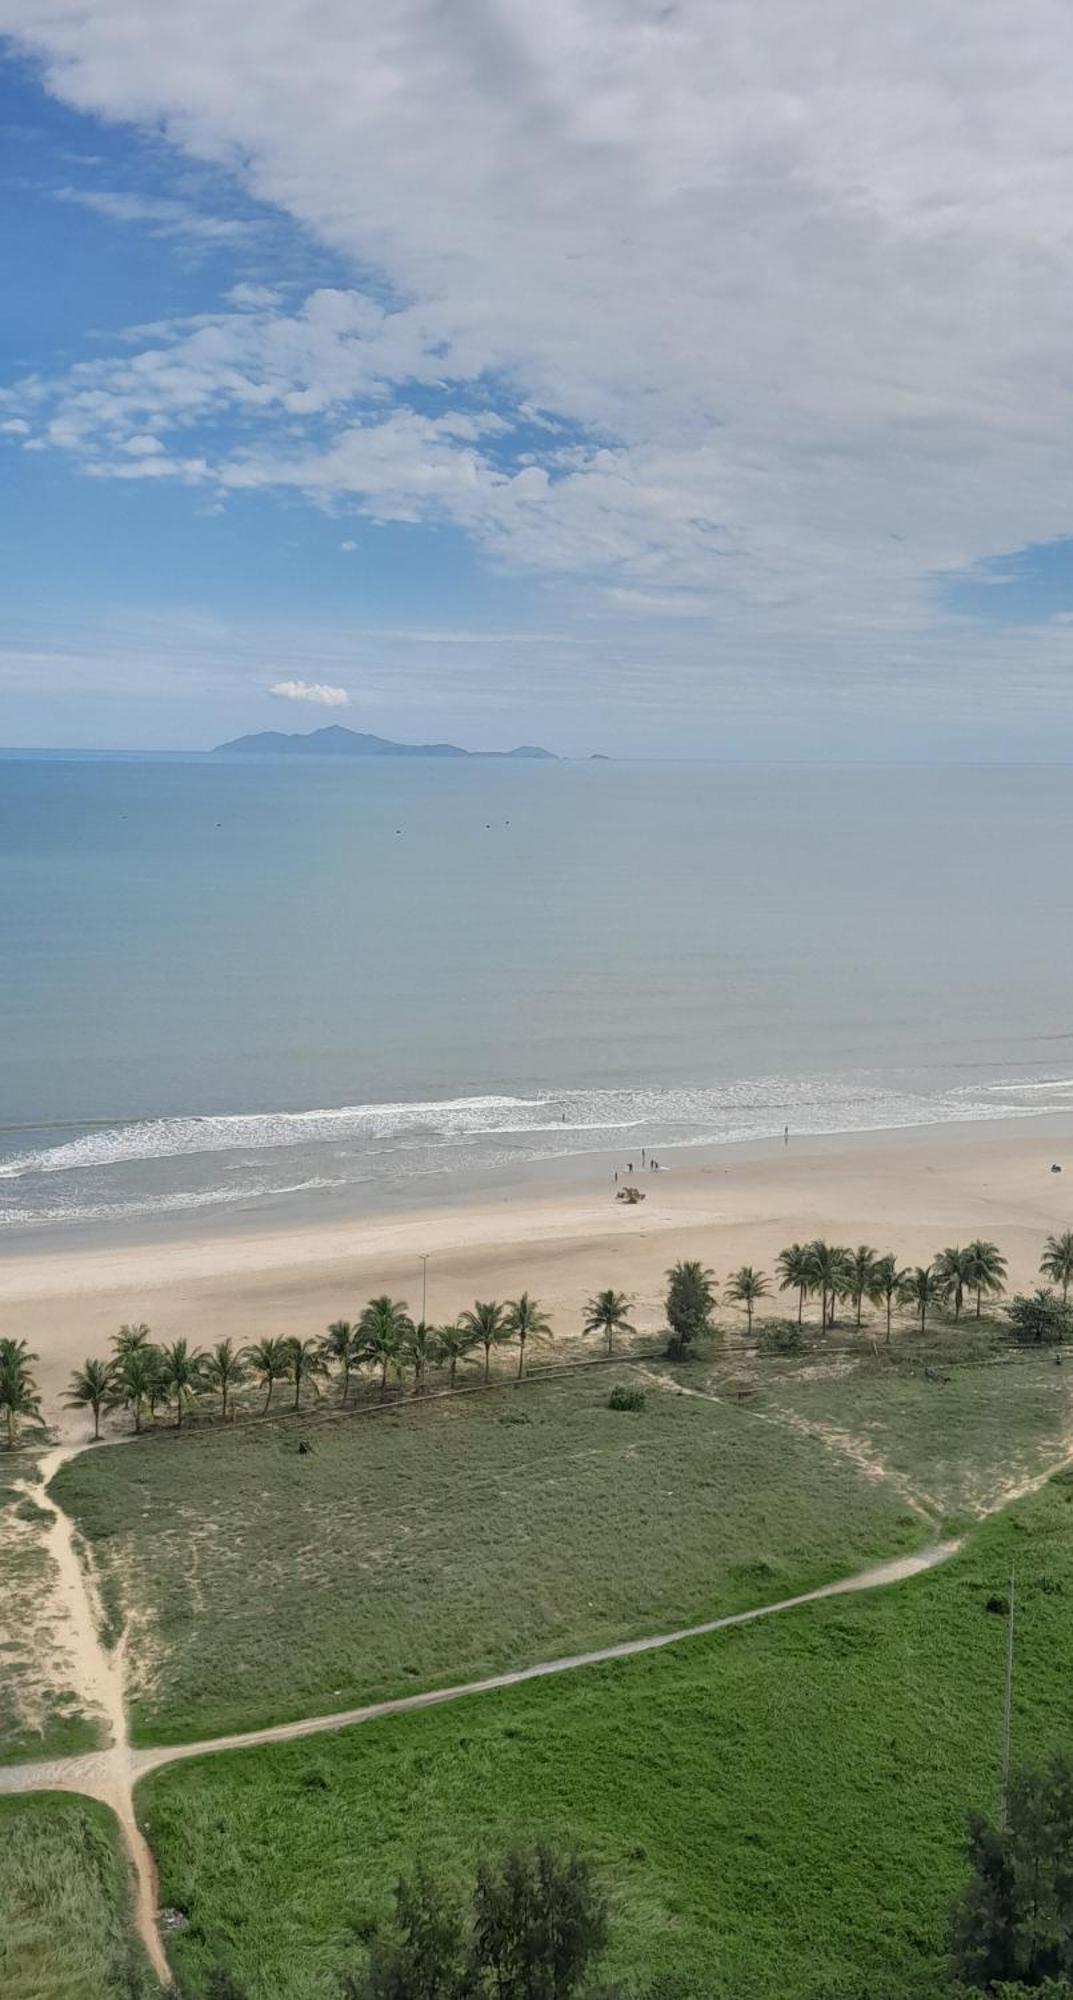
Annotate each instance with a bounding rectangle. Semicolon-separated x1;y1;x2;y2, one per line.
806;1242;852;1330
0;1339;44;1448
285;1336;327;1412
964;1240;1008;1319
582;1289;636;1355
776;1244;812;1326
65;1357;114;1441
899;1263;938;1335
458;1300;508;1383
159;1339;205;1429
934;1245;976;1322
504;1292;552;1378
725;1265;770;1334
1041;1231;1073;1305
403;1320;438;1394
245;1337;291;1414
323;1320;357;1403
665;1260;718;1359
869;1255;909;1344
846;1246;881;1330
111;1344;159;1434
112;1322;152;1357
203;1339;247;1422
435;1322;479;1389
358;1296;413;1398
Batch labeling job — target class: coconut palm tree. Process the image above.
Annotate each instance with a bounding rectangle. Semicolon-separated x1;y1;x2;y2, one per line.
0;1339;44;1448
776;1244;812;1326
582;1289;636;1355
899;1263;939;1335
65;1357;114;1441
665;1260;718;1359
203;1339;247;1422
322;1320;358;1403
110;1343;159;1434
112;1322;152;1357
1041;1231;1073;1305
458;1300;509;1383
245;1336;291;1414
358;1296;413;1398
285;1336;327;1412
504;1293;552;1378
806;1242;852;1330
964;1240;1008;1319
869;1255;909;1344
435;1322;478;1389
403;1320;438;1394
934;1246;976;1322
846;1246;881;1330
159;1339;205;1429
725;1266;770;1334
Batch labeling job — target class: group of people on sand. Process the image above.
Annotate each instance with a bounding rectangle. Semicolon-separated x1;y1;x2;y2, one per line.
614;1146;662;1184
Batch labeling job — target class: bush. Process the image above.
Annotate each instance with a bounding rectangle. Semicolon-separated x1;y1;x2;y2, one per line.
607;1386;645;1412
1006;1290;1073;1345
756;1320;808;1357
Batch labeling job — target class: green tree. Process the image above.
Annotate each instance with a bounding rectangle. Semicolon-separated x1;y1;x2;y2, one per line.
112;1322;152;1358
470;1844;608;2000
870;1255;909;1344
775;1243;812;1326
0;1339;44;1448
504;1293;553;1378
64;1357;114;1441
403;1320;439;1394
805;1242;852;1330
435;1323;478;1389
725;1265;770;1334
285;1336;327;1412
345;1863;469;2000
359;1297;413;1398
323;1320;357;1403
965;1239;1008;1319
458;1300;508;1383
245;1336;291;1414
582;1289;636;1356
898;1263;938;1335
953;1754;1073;1989
110;1343;160;1435
665;1260;717;1360
1040;1231;1073;1306
1006;1289;1073;1346
846;1245;881;1330
203;1339;247;1423
159;1339;205;1429
935;1245;976;1322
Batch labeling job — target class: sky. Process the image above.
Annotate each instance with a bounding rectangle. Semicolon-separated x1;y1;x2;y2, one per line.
4;4;1073;757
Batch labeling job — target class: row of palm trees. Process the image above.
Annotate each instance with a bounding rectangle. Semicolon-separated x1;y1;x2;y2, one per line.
61;1289;642;1438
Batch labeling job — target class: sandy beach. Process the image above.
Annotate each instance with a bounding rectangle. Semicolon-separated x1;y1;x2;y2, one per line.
5;1114;1073;1430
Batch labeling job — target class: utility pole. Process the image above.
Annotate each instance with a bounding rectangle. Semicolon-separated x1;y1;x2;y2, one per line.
1000;1567;1016;1827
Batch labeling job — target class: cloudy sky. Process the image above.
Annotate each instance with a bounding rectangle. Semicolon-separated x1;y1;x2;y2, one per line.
3;2;1073;756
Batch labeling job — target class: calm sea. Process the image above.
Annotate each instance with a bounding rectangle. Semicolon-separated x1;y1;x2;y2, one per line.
2;755;1072;1234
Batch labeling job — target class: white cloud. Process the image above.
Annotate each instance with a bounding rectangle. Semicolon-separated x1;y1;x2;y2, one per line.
8;0;1073;724
51;185;249;241
268;678;349;707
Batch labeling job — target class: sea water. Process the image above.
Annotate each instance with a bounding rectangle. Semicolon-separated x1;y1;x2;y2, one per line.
2;754;1072;1232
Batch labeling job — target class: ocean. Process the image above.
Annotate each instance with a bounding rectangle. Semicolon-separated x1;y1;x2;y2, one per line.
2;754;1072;1235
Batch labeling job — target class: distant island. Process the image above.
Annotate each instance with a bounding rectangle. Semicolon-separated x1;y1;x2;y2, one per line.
213;725;558;760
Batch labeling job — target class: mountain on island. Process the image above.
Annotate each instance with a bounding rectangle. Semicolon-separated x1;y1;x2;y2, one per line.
212;725;558;760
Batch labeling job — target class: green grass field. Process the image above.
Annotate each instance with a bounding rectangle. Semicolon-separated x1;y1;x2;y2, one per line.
0;1473;98;1764
0;1794;156;1999
139;1475;1073;2000
53;1372;924;1744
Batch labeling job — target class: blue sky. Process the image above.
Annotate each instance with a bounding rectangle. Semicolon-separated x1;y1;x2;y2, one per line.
4;4;1073;757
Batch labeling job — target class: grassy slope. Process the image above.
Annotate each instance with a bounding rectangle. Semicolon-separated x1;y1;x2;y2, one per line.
140;1476;1073;2000
53;1375;922;1744
0;1794;157;1999
0;1474;97;1764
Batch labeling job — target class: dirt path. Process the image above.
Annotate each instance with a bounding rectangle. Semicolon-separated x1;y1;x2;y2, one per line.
5;1447;171;1988
0;1537;959;1811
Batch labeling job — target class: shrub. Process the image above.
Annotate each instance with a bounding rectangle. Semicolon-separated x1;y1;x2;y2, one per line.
1006;1290;1073;1345
608;1385;645;1412
756;1320;808;1357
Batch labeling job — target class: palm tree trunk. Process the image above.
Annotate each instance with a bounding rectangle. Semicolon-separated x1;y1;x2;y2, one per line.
341;1367;350;1405
797;1286;804;1326
134;1401;142;1436
222;1385;229;1423
517;1333;526;1378
176;1397;183;1430
920;1302;926;1334
93;1404;101;1441
264;1379;274;1413
886;1295;892;1344
449;1358;457;1388
380;1357;388;1399
607;1327;613;1354
976;1285;982;1319
746;1301;753;1333
484;1343;491;1383
293;1374;301;1411
855;1293;863;1329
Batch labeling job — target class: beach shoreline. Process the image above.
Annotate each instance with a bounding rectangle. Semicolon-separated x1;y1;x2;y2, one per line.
5;1110;1073;1430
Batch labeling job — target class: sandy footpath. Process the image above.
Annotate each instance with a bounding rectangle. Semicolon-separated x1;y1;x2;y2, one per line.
4;1118;1073;1427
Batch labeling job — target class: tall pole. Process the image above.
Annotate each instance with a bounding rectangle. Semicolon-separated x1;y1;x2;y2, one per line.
1001;1566;1016;1827
421;1254;428;1326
